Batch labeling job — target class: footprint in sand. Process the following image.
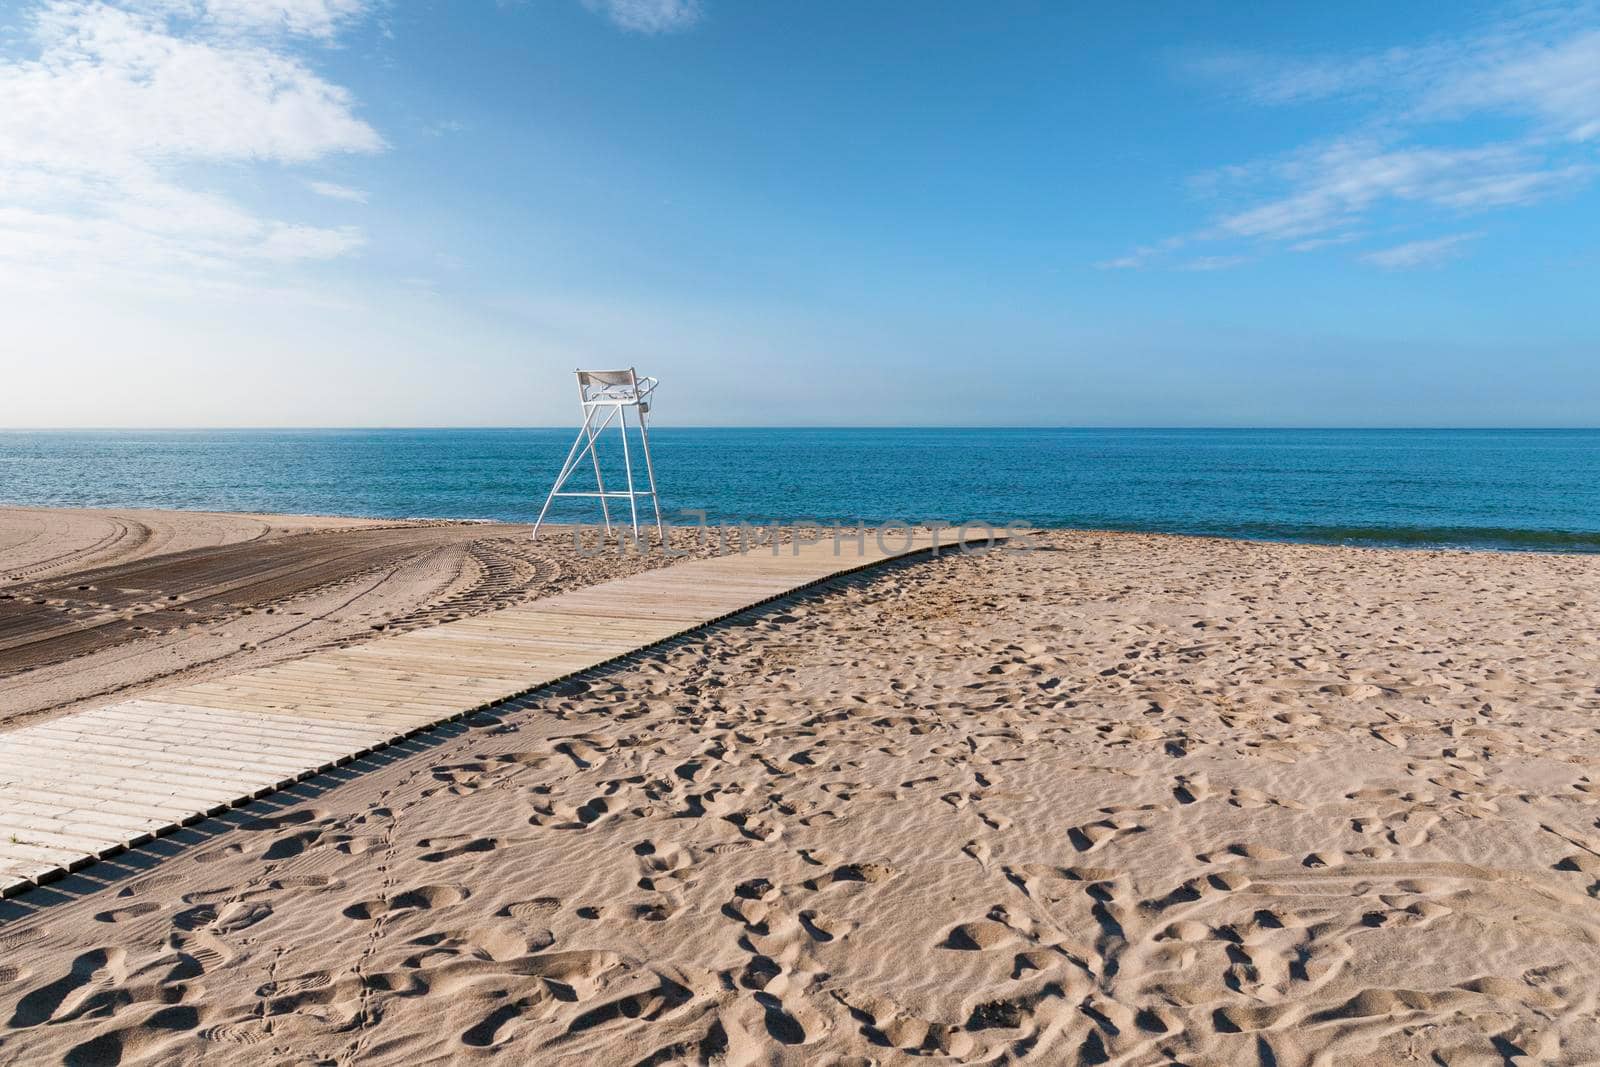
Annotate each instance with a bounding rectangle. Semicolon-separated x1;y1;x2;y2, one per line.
255;970;333;998
803;862;896;891
418;836;503;862
1067;816;1147;853
93;901;161;924
261;829;326;861
197;1019;272;1047
211;901;273;935
8;947;127;1028
344;884;470;920
460;995;546;1049
502;897;562;921
726;811;785;842
739;955;782;990
64;1005;207;1067
941;919;1025;952
635;839;699;891
239;806;331;832
193;842;252;864
797;909;852;943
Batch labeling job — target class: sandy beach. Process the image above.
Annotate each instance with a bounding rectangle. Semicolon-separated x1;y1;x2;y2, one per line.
3;509;1600;1064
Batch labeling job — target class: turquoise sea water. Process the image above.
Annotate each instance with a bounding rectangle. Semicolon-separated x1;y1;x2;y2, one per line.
2;428;1599;552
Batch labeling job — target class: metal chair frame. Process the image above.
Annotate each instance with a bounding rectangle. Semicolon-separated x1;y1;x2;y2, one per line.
532;368;664;543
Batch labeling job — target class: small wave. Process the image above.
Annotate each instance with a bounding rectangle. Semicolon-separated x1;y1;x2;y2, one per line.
1196;523;1600;554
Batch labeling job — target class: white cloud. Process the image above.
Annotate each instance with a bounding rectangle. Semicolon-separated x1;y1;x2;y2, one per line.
1361;232;1484;269
1423;28;1600;140
257;223;365;260
307;180;369;203
1198;9;1600;142
0;0;381;288
1211;139;1592;242
195;0;367;40
1112;5;1600;268
583;0;702;34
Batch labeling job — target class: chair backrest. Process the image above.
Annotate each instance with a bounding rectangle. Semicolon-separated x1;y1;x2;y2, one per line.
576;368;639;403
577;368;637;388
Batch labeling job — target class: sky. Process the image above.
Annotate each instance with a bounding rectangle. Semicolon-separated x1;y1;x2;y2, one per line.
1;0;1598;427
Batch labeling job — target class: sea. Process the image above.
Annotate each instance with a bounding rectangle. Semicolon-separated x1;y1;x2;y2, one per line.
3;428;1599;553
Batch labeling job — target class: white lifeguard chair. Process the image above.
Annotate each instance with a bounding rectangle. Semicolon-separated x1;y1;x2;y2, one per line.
532;368;664;543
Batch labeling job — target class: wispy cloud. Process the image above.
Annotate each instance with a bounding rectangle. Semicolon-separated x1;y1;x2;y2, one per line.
0;0;381;289
1361;231;1484;269
1290;232;1365;253
1109;4;1600;270
307;180;369;203
1194;7;1600;141
1094;235;1187;270
1208;139;1592;243
1177;255;1252;272
1426;27;1600;139
583;0;702;34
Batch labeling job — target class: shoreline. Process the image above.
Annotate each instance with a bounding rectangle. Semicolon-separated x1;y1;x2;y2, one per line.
4;502;1599;556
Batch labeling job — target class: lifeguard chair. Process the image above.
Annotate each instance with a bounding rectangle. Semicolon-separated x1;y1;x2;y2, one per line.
532;368;664;543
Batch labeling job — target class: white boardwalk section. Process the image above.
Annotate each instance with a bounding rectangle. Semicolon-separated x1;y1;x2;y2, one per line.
0;534;969;896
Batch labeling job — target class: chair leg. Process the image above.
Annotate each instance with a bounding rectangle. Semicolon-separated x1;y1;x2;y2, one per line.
618;405;641;541
637;407;665;546
583;409;612;534
533;408;598;540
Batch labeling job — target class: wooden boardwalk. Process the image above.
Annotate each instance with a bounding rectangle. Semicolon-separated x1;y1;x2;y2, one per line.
0;534;966;897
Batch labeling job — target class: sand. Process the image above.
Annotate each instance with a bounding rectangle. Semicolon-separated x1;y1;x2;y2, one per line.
3;516;1600;1064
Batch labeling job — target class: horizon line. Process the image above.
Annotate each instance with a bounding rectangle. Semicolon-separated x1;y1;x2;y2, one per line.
4;425;1600;433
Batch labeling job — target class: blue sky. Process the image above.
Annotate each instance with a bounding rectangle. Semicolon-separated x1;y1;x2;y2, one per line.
2;0;1598;426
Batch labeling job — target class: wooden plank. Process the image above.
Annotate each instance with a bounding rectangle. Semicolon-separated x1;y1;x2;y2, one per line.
244;660;494;686
316;638;586;670
0;822;131;856
20;717;361;766
0;736;310;784
145;695;438;731
0;732;310;780
0;837;96;868
0;797;167;840
404;621;666;645
104;702;386;746
2;721;335;771
2;856;69;894
296;656;534;684
206;670;507;707
460;613;686;635
418;619;657;645
156;691;459;724
170;678;461;714
0;783;199;825
0;766;244;813
261;659;525;688
299;655;537;685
